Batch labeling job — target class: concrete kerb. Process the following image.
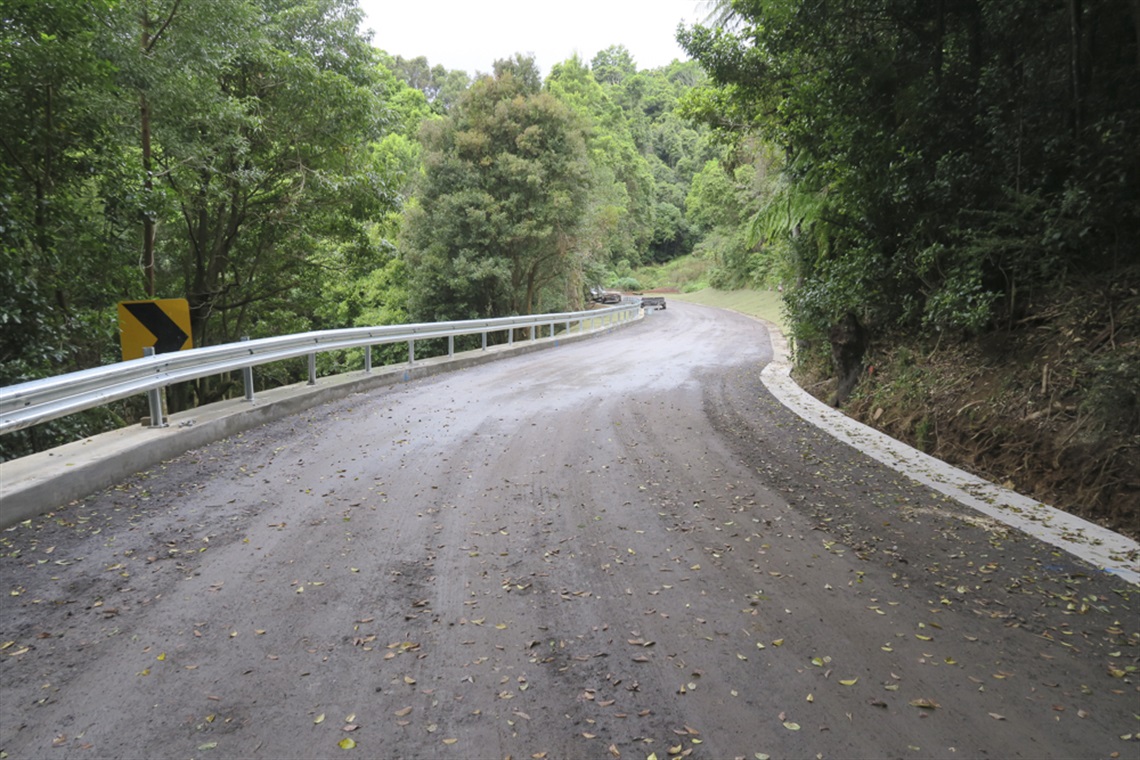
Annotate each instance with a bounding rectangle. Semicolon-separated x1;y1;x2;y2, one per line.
745;313;1140;585
0;315;641;529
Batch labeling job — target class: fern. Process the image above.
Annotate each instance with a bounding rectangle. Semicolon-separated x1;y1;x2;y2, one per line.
746;172;828;248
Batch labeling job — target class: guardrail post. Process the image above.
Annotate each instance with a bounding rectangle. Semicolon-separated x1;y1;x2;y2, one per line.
241;337;255;402
448;335;454;358
308;353;317;386
143;347;167;428
508;329;514;347
529;325;535;342
408;340;415;365
482;332;487;351
364;345;372;374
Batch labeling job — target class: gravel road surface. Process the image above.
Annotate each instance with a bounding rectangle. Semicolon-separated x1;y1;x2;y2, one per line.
2;302;1137;760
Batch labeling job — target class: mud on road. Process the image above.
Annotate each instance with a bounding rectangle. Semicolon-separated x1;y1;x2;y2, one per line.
2;303;1137;760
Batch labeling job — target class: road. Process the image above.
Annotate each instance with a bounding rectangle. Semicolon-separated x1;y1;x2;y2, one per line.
2;302;1137;760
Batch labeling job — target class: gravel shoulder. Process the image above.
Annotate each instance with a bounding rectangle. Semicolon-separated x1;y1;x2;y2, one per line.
2;303;1136;760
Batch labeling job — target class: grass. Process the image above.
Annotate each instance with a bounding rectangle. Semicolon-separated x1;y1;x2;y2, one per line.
629;253;713;293
627;252;787;332
669;288;788;333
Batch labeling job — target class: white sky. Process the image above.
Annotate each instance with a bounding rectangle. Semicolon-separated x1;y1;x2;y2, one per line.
356;0;708;76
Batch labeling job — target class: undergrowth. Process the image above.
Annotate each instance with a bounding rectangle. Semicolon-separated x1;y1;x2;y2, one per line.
798;270;1140;538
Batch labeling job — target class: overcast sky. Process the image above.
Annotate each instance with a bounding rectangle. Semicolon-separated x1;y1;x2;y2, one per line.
356;0;708;76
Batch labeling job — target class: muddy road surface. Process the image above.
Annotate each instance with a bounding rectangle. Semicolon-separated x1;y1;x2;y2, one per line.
2;303;1137;760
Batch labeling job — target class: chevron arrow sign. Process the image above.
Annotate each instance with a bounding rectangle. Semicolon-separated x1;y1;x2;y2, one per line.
118;298;193;361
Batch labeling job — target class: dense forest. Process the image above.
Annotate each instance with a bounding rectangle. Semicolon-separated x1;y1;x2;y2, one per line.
2;0;1137;533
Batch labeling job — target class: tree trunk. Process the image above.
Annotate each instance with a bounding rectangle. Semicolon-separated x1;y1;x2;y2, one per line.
829;312;867;406
141;92;156;297
1132;0;1140;74
140;7;156;297
138;0;182;297
1068;0;1083;137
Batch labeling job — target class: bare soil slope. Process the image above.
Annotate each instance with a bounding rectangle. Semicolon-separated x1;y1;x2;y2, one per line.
799;271;1140;539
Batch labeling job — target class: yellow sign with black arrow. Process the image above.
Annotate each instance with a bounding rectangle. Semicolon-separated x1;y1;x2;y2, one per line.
118;298;193;361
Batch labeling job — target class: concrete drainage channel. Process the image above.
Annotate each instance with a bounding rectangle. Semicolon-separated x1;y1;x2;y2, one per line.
0;317;639;529
755;318;1140;585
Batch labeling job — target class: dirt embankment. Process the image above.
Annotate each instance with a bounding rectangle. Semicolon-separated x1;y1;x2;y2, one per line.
797;271;1140;539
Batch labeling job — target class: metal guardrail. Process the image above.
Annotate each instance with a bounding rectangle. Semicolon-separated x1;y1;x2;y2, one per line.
0;304;639;435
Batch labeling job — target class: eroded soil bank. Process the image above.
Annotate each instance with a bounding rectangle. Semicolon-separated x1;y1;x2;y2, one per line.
798;271;1139;539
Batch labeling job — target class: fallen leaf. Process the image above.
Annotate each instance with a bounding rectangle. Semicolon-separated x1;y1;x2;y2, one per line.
442;738;458;746
839;678;858;686
909;699;940;709
394;707;412;717
783;721;801;731
315;713;326;724
988;713;1005;721
338;737;355;750
608;743;621;757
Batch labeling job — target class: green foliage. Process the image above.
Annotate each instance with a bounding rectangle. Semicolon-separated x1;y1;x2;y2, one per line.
588;54;715;264
402;55;592;321
681;0;1140;353
547;55;656;267
1;0;435;455
384;53;470;113
609;276;643;292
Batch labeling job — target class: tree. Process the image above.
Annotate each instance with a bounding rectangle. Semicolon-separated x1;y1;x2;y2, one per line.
130;0;397;353
0;0;137;383
386;54;470;112
546;55;656;268
680;0;1140;342
590;45;638;86
403;55;592;321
